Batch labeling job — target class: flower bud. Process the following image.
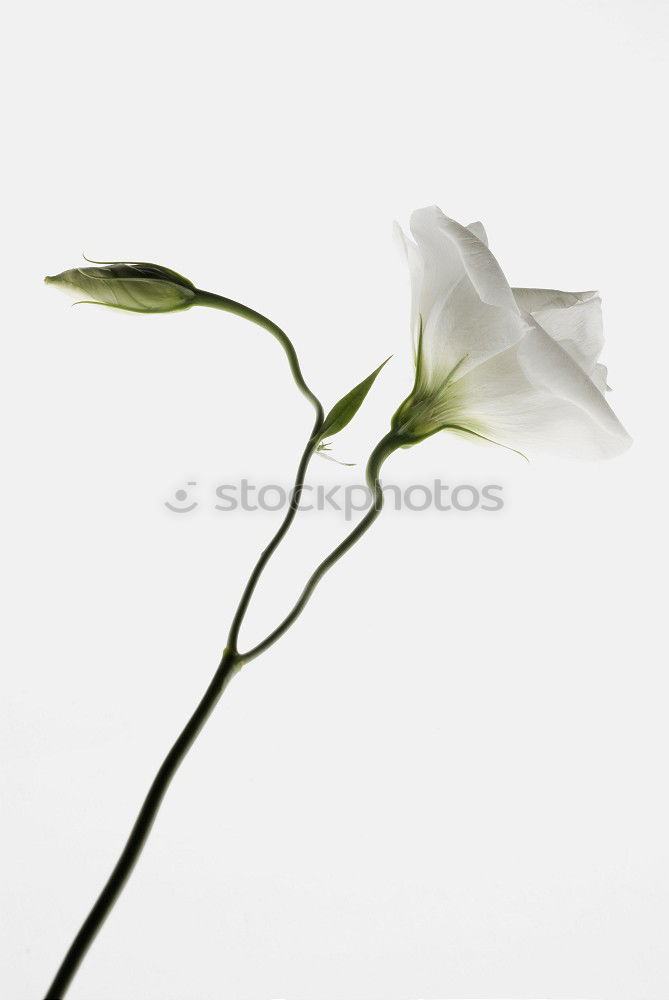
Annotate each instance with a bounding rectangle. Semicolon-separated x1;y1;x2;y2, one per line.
44;262;196;313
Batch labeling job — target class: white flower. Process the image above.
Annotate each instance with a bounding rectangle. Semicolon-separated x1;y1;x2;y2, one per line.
393;206;631;459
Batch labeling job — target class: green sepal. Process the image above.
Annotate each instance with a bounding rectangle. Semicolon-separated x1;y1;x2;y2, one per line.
82;255;195;290
318;357;391;443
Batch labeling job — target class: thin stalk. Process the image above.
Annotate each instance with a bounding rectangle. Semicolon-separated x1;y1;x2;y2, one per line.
42;428;402;998
44;648;240;1000
194;289;324;425
240;428;404;663
44;296;325;999
43;429;323;998
194;288;326;650
43;405;400;997
227;431;320;653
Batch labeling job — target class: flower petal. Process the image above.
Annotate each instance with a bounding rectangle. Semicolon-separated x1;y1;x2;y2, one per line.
434;210;519;313
410;206;518;313
448;315;631;459
513;288;605;380
466;221;488;245
409;207;525;388
409;206;466;326
512;288;594;312
591;363;610;393
420;280;525;391
393;222;423;357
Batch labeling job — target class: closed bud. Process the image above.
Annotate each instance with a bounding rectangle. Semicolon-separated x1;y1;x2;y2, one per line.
44;261;196;313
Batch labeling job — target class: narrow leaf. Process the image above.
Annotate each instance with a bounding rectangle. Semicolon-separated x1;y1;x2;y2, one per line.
319;357;391;441
316;442;355;466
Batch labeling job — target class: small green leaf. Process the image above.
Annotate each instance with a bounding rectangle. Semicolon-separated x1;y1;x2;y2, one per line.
319;357;391;442
316;442;356;466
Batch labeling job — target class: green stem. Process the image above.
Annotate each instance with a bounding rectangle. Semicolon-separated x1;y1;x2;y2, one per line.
44;296;325;999
44;648;240;1000
240;428;404;664
226;430;321;653
43;334;400;998
194;288;326;652
194;289;324;426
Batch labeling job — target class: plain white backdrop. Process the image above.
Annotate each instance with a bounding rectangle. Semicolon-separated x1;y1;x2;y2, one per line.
1;1;667;997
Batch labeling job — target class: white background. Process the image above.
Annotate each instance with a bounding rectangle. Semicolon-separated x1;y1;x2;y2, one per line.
1;1;667;997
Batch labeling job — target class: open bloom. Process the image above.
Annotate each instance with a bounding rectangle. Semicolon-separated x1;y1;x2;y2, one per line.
392;207;631;459
45;262;196;313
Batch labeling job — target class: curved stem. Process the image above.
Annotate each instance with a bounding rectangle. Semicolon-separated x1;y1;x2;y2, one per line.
195;288;325;651
43;426;402;997
240;428;404;664
44;648;240;1000
44;282;401;997
226;430;320;653
44;296;325;999
194;289;324;426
